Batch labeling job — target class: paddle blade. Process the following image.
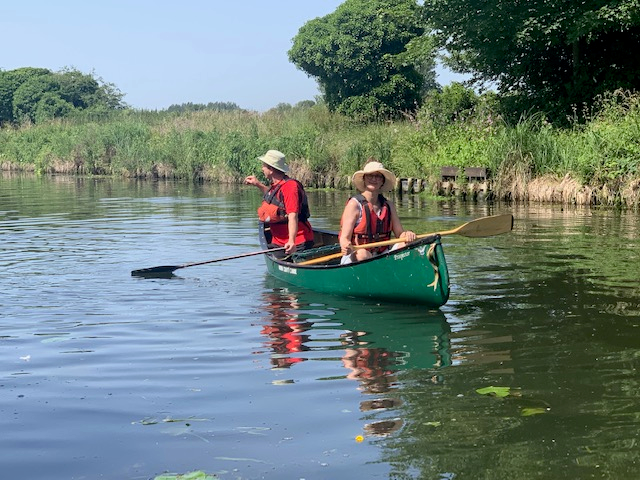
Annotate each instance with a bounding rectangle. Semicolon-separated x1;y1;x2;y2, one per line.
131;265;180;276
455;214;513;237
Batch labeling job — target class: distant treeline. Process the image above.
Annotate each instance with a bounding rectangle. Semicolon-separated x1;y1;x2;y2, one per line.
165;102;242;113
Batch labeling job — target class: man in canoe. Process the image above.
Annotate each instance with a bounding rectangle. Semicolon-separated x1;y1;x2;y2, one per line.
244;150;314;256
339;159;416;264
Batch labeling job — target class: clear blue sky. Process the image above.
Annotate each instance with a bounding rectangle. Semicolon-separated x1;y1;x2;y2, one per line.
1;1;465;112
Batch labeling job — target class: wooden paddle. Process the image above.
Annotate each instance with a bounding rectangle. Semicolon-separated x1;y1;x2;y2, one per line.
131;246;285;276
299;214;514;266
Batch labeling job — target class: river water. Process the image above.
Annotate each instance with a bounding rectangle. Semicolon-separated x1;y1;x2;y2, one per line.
1;174;639;480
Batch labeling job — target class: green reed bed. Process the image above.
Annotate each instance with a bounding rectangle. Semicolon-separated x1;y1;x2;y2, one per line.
1;92;639;205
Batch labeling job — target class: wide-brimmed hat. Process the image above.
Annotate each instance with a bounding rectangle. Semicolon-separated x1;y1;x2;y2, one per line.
258;150;289;173
352;161;397;193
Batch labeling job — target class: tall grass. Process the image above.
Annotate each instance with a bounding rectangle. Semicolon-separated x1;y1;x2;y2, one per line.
1;92;639;205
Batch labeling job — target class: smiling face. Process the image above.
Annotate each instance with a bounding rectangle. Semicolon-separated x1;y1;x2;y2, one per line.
363;173;385;191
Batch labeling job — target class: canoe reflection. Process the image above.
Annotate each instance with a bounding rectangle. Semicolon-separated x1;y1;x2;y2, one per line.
258;283;451;437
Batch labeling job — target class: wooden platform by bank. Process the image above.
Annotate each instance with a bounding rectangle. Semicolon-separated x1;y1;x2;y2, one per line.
308;166;494;201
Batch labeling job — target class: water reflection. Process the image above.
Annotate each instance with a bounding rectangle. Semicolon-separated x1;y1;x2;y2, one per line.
259;290;312;369
257;282;451;438
6;173;640;479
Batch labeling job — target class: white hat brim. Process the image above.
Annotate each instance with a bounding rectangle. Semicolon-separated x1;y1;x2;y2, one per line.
352;167;396;193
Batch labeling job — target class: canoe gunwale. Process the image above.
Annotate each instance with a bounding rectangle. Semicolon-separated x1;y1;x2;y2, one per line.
269;233;442;270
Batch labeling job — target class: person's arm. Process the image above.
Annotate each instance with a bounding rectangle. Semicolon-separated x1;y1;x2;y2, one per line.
280;181;303;254
285;212;299;254
388;202;416;242
244;175;269;194
339;199;359;255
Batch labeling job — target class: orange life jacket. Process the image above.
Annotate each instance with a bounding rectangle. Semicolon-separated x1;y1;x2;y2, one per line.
348;194;392;253
257;178;311;224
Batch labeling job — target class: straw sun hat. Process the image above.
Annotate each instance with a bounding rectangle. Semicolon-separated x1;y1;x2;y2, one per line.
352;161;397;193
258;150;289;173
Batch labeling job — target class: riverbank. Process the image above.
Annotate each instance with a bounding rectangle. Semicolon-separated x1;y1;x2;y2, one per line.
4;162;639;208
1;91;639;208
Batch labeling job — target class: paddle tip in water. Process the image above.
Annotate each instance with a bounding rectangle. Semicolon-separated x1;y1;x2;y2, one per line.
131;265;179;277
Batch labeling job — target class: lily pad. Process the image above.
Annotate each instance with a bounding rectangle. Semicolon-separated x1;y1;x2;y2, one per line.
475;386;512;398
521;407;548;416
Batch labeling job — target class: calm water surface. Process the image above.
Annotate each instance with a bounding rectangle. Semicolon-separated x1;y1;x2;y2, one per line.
1;174;640;479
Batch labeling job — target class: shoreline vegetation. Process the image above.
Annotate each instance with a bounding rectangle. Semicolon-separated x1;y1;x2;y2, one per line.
1;89;639;208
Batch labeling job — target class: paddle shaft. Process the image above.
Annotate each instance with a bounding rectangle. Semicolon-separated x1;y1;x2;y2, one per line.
131;246;285;275
175;247;286;269
298;234;438;266
299;214;513;266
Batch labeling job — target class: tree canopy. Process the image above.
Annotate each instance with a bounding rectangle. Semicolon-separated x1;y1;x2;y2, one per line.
0;67;125;125
288;0;435;121
423;0;640;122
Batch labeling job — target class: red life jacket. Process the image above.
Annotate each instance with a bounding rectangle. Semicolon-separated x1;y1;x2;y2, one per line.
257;178;311;224
348;194;392;253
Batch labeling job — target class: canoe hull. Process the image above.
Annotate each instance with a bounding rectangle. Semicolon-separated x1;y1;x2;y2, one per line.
259;224;450;307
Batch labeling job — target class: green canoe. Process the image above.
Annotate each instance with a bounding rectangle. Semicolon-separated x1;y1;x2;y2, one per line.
258;223;450;307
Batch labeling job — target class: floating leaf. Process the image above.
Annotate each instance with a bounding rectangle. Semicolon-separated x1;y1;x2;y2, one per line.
521;407;548;417
424;421;441;427
476;386;511;398
155;471;217;480
214;456;268;464
139;418;159;425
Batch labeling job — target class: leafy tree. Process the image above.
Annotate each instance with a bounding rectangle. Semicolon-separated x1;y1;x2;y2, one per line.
295;100;316;109
12;75;63;123
0;67;125;125
0;67;51;123
289;0;433;121
423;0;640;123
269;102;293;113
57;68;102;109
34;92;74;123
419;82;480;126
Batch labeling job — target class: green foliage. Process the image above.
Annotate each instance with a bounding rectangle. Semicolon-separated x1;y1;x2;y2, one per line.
295;100;316;109
423;0;640;124
34;92;75;124
165;101;242;113
419;82;479;126
393;34;439;95
1;91;639;199
0;67;125;125
12;74;62;123
289;0;431;121
0;67;51;123
571;90;640;183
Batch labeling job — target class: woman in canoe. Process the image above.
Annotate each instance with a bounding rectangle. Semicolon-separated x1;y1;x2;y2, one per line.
339;159;416;264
